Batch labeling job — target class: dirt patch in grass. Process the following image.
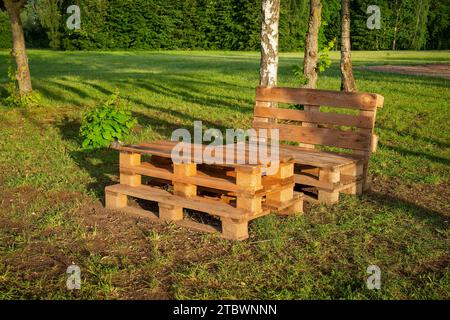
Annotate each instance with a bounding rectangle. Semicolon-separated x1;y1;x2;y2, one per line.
0;182;230;299
361;64;450;79
68;201;231;299
1;176;448;299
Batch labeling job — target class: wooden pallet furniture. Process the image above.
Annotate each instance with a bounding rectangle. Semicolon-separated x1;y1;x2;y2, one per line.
105;141;303;240
252;86;384;204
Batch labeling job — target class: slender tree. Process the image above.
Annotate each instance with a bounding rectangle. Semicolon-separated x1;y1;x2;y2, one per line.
1;0;33;95
299;0;322;149
392;0;402;50
340;0;356;92
259;0;280;88
303;0;322;89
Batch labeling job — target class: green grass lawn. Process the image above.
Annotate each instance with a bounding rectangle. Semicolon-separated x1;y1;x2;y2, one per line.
0;50;449;299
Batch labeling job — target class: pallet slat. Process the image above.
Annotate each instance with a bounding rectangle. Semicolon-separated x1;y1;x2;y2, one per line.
256;86;384;110
254;106;374;129
253;121;372;151
106;184;249;219
120;162;262;194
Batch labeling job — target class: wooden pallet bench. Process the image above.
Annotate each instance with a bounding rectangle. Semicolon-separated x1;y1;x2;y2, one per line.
105;141;303;240
253;86;384;204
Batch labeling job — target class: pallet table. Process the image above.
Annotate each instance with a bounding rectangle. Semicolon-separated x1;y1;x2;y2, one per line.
105;141;303;240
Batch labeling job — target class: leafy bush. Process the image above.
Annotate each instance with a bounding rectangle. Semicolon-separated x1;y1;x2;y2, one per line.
3;66;41;108
79;92;137;149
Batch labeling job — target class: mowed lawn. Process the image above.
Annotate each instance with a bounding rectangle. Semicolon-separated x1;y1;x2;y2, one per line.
0;50;449;299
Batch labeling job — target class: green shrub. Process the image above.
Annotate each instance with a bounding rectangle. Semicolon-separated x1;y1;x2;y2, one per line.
79;92;137;149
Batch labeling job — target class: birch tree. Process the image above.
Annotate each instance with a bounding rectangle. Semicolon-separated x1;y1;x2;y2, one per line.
259;0;280;87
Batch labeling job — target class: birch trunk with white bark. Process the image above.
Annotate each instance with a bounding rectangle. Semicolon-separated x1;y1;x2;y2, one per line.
259;0;280;88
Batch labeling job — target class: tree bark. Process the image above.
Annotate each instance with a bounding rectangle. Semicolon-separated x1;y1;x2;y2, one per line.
340;0;357;92
303;0;322;89
4;0;33;95
259;0;280;88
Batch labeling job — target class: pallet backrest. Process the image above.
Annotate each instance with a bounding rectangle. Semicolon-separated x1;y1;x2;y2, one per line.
252;86;384;155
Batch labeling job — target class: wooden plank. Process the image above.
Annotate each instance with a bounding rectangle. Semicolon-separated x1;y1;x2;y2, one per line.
115;141;293;168
254;106;374;129
105;184;248;219
120;162;262;194
265;193;304;212
253;121;372;151
256;86;384;110
294;173;336;191
279;145;363;168
300;105;320;149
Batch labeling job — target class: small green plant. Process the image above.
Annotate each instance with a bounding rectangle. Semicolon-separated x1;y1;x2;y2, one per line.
291;37;336;83
79;91;137;149
3;66;41;108
318;38;336;73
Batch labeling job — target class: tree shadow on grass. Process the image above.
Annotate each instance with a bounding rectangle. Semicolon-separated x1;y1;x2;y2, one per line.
54;117;118;199
363;187;448;230
379;142;450;166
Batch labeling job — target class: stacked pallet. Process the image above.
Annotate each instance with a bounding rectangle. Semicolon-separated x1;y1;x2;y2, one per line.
105;141;303;240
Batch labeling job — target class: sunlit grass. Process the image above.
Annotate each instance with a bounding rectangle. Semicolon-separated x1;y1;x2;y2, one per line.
0;50;448;299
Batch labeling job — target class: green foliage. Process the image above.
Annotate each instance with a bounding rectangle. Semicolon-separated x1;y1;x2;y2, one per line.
3;65;41;108
427;0;450;49
35;0;63;49
0;10;12;49
351;0;435;50
79;92;137;149
291;64;308;86
8;0;448;51
291;38;336;86
318;38;336;72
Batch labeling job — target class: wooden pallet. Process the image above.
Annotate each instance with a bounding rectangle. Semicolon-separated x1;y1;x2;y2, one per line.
252;86;383;205
105;142;304;240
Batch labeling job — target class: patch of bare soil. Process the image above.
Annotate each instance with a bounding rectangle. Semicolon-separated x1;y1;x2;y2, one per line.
0;182;231;299
361;64;450;79
74;202;231;299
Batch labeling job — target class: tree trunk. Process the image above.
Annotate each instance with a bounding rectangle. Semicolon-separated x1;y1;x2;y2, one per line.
340;0;356;92
4;0;33;95
303;0;322;89
259;0;280;88
392;0;401;51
